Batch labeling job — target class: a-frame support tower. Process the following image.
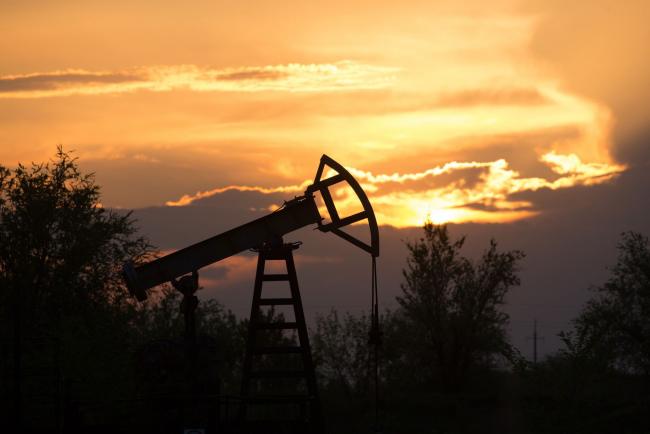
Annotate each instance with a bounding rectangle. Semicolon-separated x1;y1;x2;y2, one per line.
240;242;322;434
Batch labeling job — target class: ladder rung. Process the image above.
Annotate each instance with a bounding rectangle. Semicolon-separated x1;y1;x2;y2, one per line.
255;322;298;330
253;346;303;355
262;273;290;281
249;370;305;379
264;252;291;260
258;298;294;305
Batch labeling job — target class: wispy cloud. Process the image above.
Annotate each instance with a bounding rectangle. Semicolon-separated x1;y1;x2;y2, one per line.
434;87;550;108
164;152;625;227
165;182;311;207
0;61;398;98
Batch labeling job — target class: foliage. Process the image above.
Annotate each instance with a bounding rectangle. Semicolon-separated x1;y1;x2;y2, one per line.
313;309;373;395
521;336;650;434
123;286;241;407
0;146;153;355
0;146;151;321
519;231;650;434
397;222;525;391
568;231;650;376
311;223;526;432
0;147;156;429
312;308;404;395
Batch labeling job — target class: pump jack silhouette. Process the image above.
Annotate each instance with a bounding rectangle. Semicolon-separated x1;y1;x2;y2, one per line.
123;155;380;433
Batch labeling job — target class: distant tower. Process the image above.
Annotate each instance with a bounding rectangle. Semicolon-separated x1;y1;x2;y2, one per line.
526;319;544;364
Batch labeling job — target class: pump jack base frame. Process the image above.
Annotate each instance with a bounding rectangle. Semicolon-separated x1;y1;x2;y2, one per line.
239;242;323;434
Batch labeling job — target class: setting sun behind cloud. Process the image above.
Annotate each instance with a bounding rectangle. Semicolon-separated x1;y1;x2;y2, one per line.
0;0;629;226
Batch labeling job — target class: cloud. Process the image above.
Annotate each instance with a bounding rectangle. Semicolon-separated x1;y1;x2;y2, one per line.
215;69;289;81
0;61;398;98
0;70;143;92
434;87;550;108
164;152;625;227
199;255;258;290
528;0;650;165
165;182;311;207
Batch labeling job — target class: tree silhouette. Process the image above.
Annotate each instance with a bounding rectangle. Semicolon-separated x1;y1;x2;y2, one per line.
397;222;524;392
0;147;152;431
565;231;650;377
523;232;650;434
0;146;151;316
312;309;375;396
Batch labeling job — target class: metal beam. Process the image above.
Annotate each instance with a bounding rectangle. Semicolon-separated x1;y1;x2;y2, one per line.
123;196;321;300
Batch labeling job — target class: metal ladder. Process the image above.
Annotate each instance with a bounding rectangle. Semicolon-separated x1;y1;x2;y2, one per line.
240;241;322;433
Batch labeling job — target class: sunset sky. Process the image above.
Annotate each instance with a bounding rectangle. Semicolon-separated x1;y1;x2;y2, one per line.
4;0;646;226
3;1;650;355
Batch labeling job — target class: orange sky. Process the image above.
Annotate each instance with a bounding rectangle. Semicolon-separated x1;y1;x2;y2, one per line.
1;0;640;227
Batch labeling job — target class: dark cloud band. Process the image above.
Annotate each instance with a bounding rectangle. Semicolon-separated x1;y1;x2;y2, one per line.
0;71;144;92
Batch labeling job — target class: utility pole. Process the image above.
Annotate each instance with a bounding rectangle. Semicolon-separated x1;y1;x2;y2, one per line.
533;319;538;364
526;319;544;364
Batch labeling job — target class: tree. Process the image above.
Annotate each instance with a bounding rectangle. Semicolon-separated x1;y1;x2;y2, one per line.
312;309;375;396
397;222;524;392
0;147;151;317
520;232;650;434
310;309;402;433
568;231;650;377
0;147;152;430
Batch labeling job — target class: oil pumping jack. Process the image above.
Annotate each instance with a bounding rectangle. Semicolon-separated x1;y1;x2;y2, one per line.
123;155;381;432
